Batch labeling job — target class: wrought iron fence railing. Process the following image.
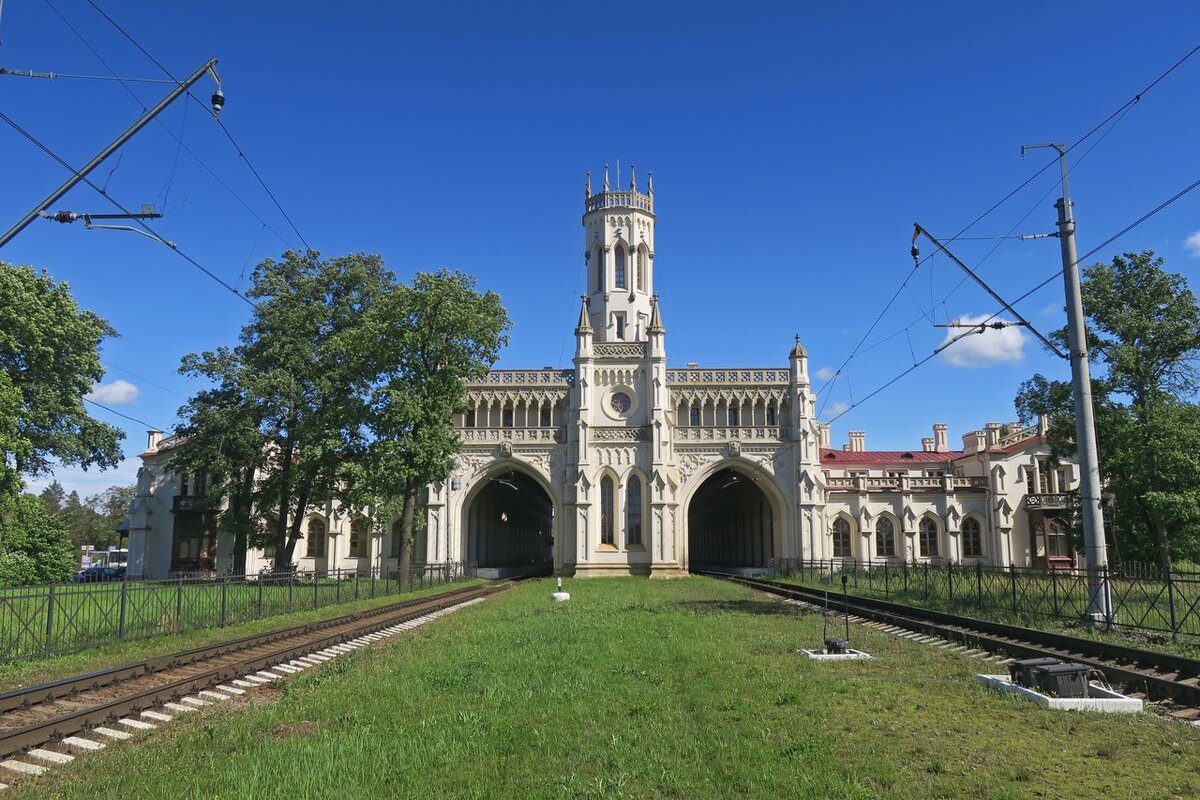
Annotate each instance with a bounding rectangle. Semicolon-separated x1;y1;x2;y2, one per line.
0;562;476;664
766;558;1200;640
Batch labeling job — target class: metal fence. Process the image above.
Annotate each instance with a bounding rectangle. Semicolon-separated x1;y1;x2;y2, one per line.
0;562;476;664
767;558;1200;640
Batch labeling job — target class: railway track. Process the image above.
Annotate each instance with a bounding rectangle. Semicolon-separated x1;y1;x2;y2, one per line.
703;571;1200;722
0;580;506;782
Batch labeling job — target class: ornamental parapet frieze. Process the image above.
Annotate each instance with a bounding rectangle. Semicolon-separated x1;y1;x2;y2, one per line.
465;386;570;405
675;426;789;442
1025;493;1076;509
459;427;564;443
824;475;989;493
593;342;647;358
665;368;789;385
466;369;575;387
592;426;652;442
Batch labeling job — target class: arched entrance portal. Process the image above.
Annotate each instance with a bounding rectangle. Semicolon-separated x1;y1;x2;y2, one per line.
688;468;774;573
466;470;554;579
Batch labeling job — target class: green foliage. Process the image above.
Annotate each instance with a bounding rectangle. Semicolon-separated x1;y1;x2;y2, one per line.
0;263;124;499
1015;252;1200;566
45;483;136;550
0;492;76;585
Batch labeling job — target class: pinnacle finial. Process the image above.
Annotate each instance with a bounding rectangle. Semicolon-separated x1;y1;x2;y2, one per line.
576;294;592;332
630;162;637;191
648;293;664;332
603;163;610;192
586;171;592;198
647;170;654;195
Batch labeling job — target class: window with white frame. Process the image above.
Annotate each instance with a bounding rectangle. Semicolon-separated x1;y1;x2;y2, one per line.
875;518;896;557
305;517;326;558
626;476;642;546
962;517;983;558
832;518;852;558
918;517;938;558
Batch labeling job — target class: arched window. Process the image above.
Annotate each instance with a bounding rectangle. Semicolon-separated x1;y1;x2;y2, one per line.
305;517;326;558
919;517;939;558
600;476;615;546
963;517;984;558
614;246;626;290
350;518;369;558
875;518;896;558
766;404;776;426
626;475;642;546
636;247;646;291
593;245;604;293
390;519;403;559
832;518;851;558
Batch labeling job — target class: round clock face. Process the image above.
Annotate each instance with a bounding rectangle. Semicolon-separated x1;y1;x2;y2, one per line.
610;391;632;414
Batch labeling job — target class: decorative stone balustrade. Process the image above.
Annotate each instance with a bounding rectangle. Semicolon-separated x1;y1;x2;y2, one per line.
467;370;574;387
593;342;647;358
585;190;653;213
674;426;788;442
459;428;562;443
997;424;1040;448
665;368;789;385
823;475;989;493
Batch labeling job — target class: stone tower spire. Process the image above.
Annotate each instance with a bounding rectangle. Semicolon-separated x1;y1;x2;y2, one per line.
582;162;655;343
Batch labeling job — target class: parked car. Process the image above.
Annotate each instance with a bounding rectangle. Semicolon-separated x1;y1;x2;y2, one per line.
70;566;126;583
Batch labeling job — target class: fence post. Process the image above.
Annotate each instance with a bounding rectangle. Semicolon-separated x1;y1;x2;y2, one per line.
903;559;909;593
1103;564;1114;630
220;577;228;628
288;577;294;610
924;561;929;599
1166;570;1178;640
336;570;341;603
175;575;184;633
313;572;319;610
257;576;264;618
947;562;953;601
884;561;890;598
1051;569;1060;617
1009;565;1017;615
45;583;56;656
118;579;129;641
355;572;360;600
976;562;983;610
370;566;376;598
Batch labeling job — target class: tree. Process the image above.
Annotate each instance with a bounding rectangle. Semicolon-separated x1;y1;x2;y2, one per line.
0;263;124;499
348;270;510;578
0;492;76;585
39;480;66;515
1015;252;1200;569
174;251;391;570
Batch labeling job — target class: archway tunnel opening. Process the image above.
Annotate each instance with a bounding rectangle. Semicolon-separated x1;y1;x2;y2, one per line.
688;468;774;573
466;470;554;578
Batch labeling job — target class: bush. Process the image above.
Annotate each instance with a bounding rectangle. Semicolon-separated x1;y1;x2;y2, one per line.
0;493;77;585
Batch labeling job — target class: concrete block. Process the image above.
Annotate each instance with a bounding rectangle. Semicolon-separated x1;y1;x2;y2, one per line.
92;727;133;740
179;697;211;707
215;685;246;695
164;702;197;713
198;690;232;701
798;648;873;661
1;760;47;776
231;679;258;688
28;749;73;765
62;737;106;751
118;717;156;730
977;674;1144;712
141;710;172;722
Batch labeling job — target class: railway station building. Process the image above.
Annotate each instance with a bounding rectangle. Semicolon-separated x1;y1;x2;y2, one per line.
127;169;1080;579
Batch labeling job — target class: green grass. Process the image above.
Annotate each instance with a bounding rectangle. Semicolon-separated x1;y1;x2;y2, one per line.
13;577;1200;799
0;577;484;695
0;569;468;664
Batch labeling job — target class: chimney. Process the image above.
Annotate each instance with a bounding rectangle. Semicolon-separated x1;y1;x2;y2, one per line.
848;431;866;452
842;444;850;451
686;362;698;369
985;422;1002;447
146;429;163;451
921;437;935;452
933;423;948;453
818;422;831;449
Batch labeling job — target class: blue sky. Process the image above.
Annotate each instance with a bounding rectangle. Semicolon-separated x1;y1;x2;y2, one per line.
3;1;1200;497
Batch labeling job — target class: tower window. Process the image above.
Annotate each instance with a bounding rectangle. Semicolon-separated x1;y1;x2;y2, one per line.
502;406;514;428
615;246;626;289
615;314;625;340
465;410;476;428
539;406;551;427
636;248;646;292
766;405;776;426
689;405;700;426
727;406;739;426
600;476;615;546
626;475;642;546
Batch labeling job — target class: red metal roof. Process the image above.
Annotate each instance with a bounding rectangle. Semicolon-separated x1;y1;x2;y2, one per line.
820;448;964;465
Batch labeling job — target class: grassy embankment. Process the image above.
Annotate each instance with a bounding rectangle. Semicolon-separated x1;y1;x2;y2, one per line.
0;578;484;694
14;576;1200;800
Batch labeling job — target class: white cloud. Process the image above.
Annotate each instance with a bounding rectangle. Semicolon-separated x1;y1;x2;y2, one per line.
86;379;139;405
1040;303;1060;317
823;401;850;418
938;314;1026;368
1186;229;1200;259
815;366;837;381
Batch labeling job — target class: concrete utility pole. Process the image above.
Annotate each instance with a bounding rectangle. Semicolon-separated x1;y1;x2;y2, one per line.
1023;142;1111;622
0;57;221;250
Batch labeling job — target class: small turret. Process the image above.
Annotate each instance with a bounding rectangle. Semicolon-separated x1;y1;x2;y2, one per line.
789;335;809;386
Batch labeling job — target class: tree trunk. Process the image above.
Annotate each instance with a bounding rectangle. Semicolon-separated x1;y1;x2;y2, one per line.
398;476;419;582
232;467;253;575
275;435;295;566
281;480;311;569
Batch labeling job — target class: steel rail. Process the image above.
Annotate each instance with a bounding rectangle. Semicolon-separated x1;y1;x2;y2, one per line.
0;581;486;715
0;582;504;757
703;571;1200;708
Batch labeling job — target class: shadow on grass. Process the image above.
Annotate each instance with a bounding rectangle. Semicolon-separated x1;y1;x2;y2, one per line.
674;599;798;617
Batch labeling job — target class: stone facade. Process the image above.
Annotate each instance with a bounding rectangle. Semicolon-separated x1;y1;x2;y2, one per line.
127;168;1078;579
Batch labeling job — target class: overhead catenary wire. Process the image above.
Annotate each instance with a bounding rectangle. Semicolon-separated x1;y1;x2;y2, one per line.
84;398;165;430
83;0;313;252
813;42;1200;415
100;360;188;400
0;107;256;306
41;0;298;252
823;167;1200;425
